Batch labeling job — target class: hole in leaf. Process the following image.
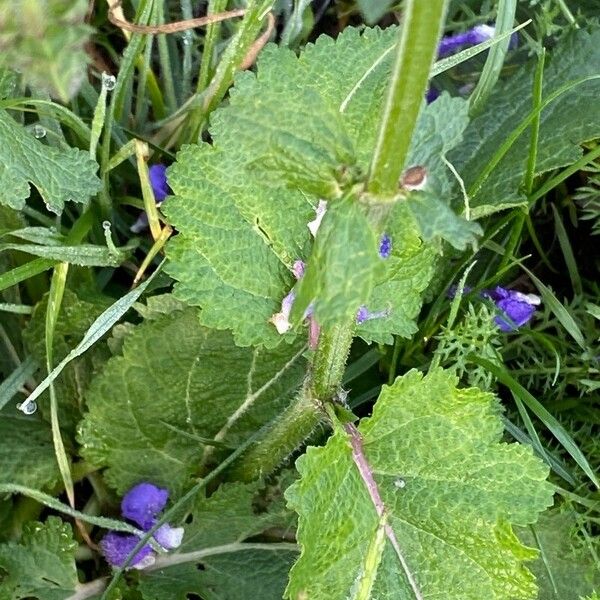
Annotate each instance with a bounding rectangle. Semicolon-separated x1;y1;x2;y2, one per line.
186;594;201;600
195;562;206;571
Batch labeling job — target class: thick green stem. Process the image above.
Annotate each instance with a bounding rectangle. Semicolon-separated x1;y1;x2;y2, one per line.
367;0;447;196
228;321;356;482
226;382;323;482
311;321;355;400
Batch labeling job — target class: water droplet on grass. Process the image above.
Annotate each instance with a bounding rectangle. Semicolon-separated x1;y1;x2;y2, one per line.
17;400;37;415
102;73;116;91
33;124;46;139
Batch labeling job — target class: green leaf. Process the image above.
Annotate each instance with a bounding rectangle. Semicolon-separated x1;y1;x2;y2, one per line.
0;408;59;489
356;0;395;24
79;301;306;494
0;517;77;599
517;511;600;600
451;28;600;218
0;0;92;102
286;368;554;599
163;143;312;349
138;549;297;600
406;192;482;250
181;481;293;551
0;110;101;213
294;199;379;326
138;481;297;600
165;27;466;347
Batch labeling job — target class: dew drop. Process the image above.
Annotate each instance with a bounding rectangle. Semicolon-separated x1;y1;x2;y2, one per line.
101;72;116;91
17;400;37;415
394;478;406;489
33;124;46;139
182;31;193;46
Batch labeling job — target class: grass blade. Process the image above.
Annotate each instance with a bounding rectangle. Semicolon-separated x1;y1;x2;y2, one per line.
17;261;164;415
468;354;599;488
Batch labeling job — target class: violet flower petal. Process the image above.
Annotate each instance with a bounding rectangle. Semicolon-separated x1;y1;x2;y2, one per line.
121;483;169;529
148;164;170;202
100;532;154;569
270;290;296;334
437;24;495;58
379;234;392;259
154;523;184;550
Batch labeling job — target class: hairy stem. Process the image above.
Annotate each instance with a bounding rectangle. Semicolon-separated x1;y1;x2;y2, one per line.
311;320;355;400
226;381;323;482
367;0;447;195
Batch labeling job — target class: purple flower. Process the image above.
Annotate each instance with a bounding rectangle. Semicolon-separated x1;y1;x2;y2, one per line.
438;24;496;58
101;482;184;569
130;164;171;233
379;234;392;259
270;290;296;334
485;287;540;332
426;87;440;104
148;164;170;202
122;483;168;529
100;532;154;569
293;260;305;280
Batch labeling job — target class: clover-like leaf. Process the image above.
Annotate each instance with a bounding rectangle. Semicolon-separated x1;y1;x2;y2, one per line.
0;110;101;213
286;368;554;599
79;299;306;494
0;517;78;599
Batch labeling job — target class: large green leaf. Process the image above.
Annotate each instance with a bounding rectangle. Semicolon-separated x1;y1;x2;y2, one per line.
451;28;600;218
0;517;78;599
137;481;297;600
164;28;474;347
0;110;100;213
286;368;554;599
79;300;306;494
0;408;59;490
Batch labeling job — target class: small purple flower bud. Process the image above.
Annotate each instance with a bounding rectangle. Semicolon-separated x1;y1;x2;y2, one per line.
356;305;390;325
293;260;306;280
153;523;184;550
379;234;392;259
148;164;170;203
100;532;154;569
438;24;496;58
270;290;296;334
121;483;169;530
130;212;149;234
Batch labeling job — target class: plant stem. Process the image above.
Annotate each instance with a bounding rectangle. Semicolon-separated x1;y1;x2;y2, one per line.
367;0;447;196
310;320;355;400
226;381;323;482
